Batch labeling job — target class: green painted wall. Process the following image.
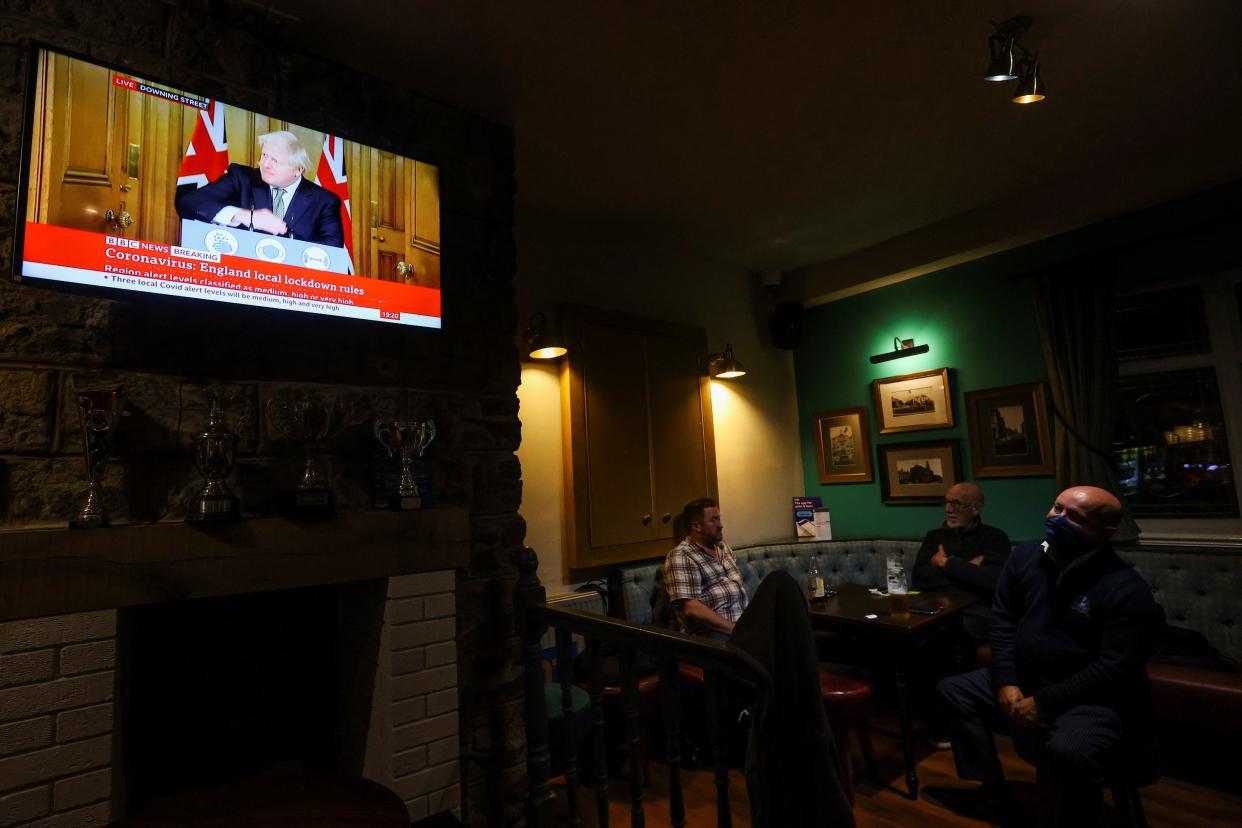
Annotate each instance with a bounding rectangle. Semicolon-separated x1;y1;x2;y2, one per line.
793;181;1242;544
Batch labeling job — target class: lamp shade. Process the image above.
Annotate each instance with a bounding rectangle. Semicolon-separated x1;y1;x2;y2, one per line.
524;312;567;359
711;343;746;379
985;34;1018;81
1012;57;1046;103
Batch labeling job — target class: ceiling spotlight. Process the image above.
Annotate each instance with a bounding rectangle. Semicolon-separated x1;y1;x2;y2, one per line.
1012;55;1046;104
523;312;567;359
984;16;1029;81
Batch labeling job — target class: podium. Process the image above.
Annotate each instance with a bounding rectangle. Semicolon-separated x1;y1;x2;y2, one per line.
179;219;353;275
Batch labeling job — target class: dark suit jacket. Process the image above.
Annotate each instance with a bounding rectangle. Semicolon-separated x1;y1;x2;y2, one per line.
175;163;345;248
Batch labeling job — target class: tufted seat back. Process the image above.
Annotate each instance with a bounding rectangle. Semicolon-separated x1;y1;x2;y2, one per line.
1118;546;1242;662
611;538;1242;662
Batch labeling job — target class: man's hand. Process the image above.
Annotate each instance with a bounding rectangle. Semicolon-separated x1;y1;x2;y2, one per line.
1011;696;1040;729
229;208;287;236
968;555;984;566
930;544;948;568
997;684;1024;718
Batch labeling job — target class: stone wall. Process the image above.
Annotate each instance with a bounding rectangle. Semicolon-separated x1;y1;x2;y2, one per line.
0;2;524;824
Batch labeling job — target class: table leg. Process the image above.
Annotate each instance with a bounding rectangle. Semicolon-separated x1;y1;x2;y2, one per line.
895;650;918;799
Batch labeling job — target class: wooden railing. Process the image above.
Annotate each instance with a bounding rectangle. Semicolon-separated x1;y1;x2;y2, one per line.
516;547;770;827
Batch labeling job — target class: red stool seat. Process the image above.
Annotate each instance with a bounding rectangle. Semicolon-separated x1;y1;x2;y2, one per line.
818;662;876;805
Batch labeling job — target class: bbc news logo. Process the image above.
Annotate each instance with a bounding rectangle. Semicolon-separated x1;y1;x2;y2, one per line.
107;236;140;248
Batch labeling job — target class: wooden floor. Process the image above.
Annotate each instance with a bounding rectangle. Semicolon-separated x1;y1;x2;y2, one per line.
553;719;1242;827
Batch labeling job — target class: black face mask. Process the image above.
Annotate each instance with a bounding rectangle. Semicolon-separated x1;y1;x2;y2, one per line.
1043;514;1095;559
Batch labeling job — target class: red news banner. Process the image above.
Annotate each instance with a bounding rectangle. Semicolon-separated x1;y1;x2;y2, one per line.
23;223;440;322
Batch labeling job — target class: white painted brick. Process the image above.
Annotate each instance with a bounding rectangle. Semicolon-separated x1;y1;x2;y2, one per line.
393;712;458;751
0;784;49;825
52;768;110;811
424;641;456;668
57;642;115;677
0;735;110;794
404;795;428;823
22;800;110;827
393;697;426;727
0;614;115;655
55;706;112;744
427;782;461;814
0;651;54;688
423;594;456;619
426;735;458;767
393;665;456;700
0;718;53;758
387;571;454;598
0;674;114;724
425;689;457;717
393;745;427;777
391;762;459;801
384;597;425;624
390;619;455;650
392;647;425;677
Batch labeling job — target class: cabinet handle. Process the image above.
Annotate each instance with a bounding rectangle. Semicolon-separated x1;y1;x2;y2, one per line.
662;513;672;523
642;514;652;525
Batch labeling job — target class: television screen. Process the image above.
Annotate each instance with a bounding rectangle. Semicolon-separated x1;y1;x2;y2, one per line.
14;46;442;329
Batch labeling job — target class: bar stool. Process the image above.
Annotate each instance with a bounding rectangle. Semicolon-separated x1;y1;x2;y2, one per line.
818;662;877;804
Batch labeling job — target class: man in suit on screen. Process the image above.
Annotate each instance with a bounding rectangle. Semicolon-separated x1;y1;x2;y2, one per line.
175;130;344;248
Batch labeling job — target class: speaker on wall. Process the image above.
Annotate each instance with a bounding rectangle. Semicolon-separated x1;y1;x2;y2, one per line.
769;301;803;349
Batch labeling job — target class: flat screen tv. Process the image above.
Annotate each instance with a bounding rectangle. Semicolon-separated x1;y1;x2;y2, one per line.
14;45;442;329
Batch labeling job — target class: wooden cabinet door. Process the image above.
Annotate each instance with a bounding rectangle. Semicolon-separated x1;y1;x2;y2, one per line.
646;331;710;539
580;322;655;548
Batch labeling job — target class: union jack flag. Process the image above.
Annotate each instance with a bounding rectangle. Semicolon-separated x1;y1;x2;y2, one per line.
176;99;229;190
315;134;354;272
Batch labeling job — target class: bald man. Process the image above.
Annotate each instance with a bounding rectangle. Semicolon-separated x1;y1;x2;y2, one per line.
912;482;1011;642
935;487;1164;826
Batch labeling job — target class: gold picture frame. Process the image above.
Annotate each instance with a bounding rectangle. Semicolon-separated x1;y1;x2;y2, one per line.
814;406;874;484
872;367;954;434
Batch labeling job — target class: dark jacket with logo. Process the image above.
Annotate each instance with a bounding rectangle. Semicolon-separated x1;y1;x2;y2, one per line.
990;541;1165;727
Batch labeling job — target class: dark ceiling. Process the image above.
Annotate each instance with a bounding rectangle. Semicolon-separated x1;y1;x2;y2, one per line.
267;0;1242;299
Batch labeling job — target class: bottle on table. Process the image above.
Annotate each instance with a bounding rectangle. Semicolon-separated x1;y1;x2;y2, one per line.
808;553;826;599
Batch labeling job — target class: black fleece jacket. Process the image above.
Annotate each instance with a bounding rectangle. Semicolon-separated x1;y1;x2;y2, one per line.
990;541;1165;724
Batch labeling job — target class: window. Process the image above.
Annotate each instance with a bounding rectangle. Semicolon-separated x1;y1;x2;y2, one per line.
1113;271;1242;540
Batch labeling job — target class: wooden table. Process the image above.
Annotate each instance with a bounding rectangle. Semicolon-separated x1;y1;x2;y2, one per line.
807;583;978;800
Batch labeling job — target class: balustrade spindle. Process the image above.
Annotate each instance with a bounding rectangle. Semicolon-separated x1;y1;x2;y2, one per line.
588;639;610;828
703;671;733;828
660;658;686;828
556;627;582;826
621;648;646;828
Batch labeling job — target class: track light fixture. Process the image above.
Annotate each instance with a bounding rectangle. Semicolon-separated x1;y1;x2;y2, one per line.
869;337;929;364
984;15;1045;104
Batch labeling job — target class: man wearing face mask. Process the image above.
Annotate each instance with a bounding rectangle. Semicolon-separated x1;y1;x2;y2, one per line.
934;486;1164;826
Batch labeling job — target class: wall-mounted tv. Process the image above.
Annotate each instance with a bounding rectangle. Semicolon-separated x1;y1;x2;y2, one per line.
14;46;442;329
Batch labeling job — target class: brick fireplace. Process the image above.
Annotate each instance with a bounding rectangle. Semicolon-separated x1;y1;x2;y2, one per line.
0;512;473;826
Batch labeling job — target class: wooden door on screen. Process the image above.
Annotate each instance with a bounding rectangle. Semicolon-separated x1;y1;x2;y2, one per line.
364;151;440;287
27;52;142;237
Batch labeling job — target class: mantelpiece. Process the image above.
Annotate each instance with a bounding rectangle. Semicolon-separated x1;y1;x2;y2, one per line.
0;509;470;621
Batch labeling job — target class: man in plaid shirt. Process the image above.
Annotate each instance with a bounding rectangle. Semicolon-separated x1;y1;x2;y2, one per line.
663;497;749;639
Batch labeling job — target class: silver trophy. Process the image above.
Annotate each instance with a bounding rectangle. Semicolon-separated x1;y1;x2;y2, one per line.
266;394;341;515
373;418;437;509
70;388;124;529
187;399;241;522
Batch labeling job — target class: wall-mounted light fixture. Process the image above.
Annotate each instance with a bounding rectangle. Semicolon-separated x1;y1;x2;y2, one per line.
707;343;747;379
869;337;930;364
984;16;1045;104
523;312;567;359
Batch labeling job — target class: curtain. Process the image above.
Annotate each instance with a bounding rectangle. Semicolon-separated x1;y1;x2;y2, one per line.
1030;257;1140;542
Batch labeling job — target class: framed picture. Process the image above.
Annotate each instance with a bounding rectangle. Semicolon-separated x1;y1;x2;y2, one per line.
814;406;874;484
877;439;963;504
872;367;953;434
965;382;1054;477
